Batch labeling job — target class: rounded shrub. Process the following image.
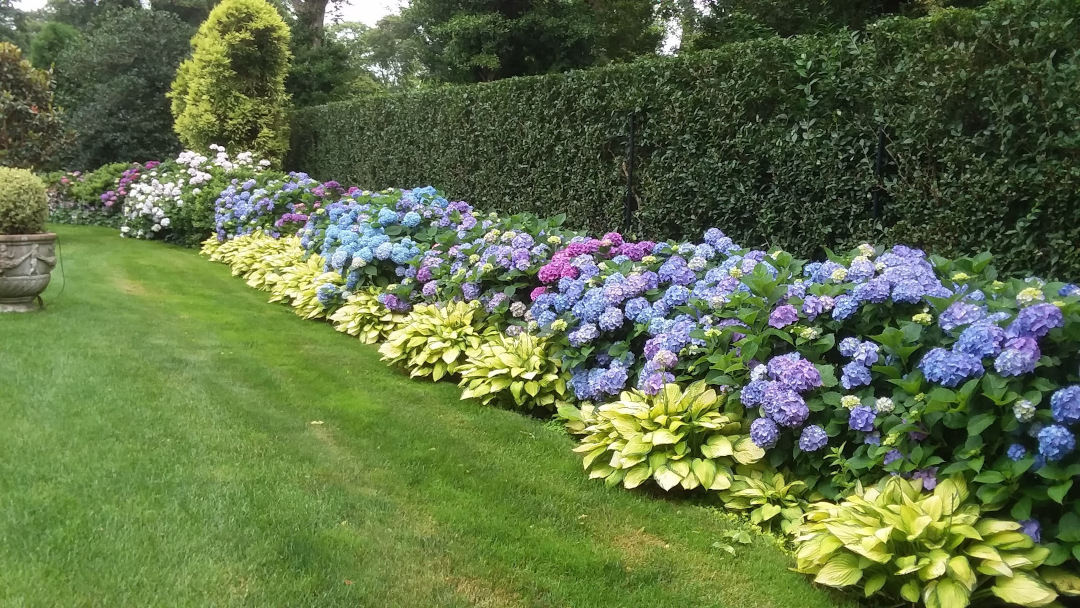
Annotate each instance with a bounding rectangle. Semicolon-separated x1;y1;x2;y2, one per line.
0;167;49;235
0;42;67;170
169;0;292;165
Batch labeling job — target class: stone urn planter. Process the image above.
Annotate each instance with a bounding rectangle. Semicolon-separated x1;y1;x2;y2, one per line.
0;233;57;312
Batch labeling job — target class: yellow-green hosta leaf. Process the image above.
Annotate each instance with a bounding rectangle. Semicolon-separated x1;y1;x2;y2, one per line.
691;458;717;488
813;552;863;588
863;573;887;597
919;549;950;581
653;466;682;491
976;560;1012;578
651;429;680;445
900;580;922;603
700;435;733;458
990;572;1058;607
923;578;971;608
946;556;976;591
733;437;765;464
623;464;651;489
1041;567;1080;596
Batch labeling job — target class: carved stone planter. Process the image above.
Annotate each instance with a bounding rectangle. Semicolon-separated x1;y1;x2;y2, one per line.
0;233;57;313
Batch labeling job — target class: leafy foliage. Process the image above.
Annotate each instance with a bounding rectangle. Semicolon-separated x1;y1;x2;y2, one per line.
170;0;292;164
457;331;569;410
795;476;1056;607
379;301;496;380
561;381;764;491
54;9;192;169
329;287;406;345
0;166;48;234
28;21;80;69
720;468;813;535
292;0;1080;280
0;42;66;170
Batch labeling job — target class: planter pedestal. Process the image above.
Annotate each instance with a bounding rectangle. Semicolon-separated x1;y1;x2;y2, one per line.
0;233;57;313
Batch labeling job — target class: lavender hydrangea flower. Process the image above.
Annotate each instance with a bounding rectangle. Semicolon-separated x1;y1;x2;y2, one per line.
1051;386;1080;425
1006;303;1064;339
832;296;859;321
766;354;822;393
848;406;876;432
1019;519;1041;543
598;306;624;332
768;304;799;328
741;380;769;407
939;301;986;333
1037;425;1076;462
912;467;938;491
883;449;903;466
750;417;780;449
798;425;828;452
994;337;1040;377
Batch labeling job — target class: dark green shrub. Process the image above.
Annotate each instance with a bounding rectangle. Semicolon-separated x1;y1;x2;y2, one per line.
54;9;192;170
0;42;67;170
291;0;1080;280
0;166;48;234
169;0;292;165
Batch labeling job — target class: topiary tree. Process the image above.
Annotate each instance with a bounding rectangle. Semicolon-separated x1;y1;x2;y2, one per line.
0;167;48;234
169;0;292;164
0;42;67;170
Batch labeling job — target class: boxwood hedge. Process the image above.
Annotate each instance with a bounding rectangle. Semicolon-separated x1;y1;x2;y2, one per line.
289;0;1080;280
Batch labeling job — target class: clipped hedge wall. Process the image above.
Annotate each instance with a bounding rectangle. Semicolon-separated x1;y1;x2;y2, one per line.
290;0;1080;280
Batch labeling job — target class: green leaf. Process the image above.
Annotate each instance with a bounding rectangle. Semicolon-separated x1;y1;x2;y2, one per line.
1049;480;1073;504
812;552;862;588
1057;512;1080;542
966;413;996;436
924;579;971;608
990;571;1058;607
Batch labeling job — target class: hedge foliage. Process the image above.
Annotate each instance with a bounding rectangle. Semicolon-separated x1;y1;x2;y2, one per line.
290;0;1080;280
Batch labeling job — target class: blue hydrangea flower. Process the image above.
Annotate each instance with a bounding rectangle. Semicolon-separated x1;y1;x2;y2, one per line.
919;348;985;387
883;449;903;466
798;425;828;452
1007;444;1027;461
766;354;822;393
741;380;769;407
839;337;861;357
762;384;809;428
402;211;421;227
568;323;600;347
750;417;780;449
1050;386;1080;425
832;295;859;321
374;241;393;260
954;322;1006;358
841;362;872;389
377;208;398;226
1037;425;1075;462
848;405;876;432
1006;303;1064;339
1019;519;1041;543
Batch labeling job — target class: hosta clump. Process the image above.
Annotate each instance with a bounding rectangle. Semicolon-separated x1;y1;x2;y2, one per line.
720;468;813;535
457;332;569;410
267;254;340;319
379;301;495;380
561;381;765;491
330;288;405;344
795;476;1057;607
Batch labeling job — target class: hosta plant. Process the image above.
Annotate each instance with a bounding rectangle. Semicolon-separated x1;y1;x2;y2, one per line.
720;467;812;535
457;332;569;410
267;254;337;319
794;475;1057;608
561;381;765;491
378;301;496;380
330;288;406;344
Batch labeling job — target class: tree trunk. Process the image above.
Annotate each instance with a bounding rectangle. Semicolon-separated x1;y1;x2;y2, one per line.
291;0;329;46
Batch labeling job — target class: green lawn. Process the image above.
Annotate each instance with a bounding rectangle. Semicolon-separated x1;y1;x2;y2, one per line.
0;226;852;608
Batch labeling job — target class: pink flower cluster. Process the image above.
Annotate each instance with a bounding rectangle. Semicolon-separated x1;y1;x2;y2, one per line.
537;232;656;284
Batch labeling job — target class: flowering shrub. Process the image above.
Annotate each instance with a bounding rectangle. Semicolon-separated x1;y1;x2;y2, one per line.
60;154;1065;606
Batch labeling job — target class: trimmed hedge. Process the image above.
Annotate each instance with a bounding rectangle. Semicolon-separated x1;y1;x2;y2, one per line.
290;0;1080;280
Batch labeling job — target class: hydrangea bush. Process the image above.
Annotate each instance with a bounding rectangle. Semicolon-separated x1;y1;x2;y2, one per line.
73;155;1080;606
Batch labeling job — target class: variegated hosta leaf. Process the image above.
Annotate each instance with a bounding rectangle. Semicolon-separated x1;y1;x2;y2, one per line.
457;332;568;410
793;475;1058;607
379;301;495;379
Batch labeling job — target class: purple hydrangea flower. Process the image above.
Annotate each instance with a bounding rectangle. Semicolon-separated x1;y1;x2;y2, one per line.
766;354;822;393
883;449;903;466
750;417;780;449
798;425;829;452
1006;303;1064;339
1019;519;1041;543
848;406;877;432
1007;444;1027;461
741;380;769;407
939;301;986;333
1051;386;1080;425
768;304;799;328
841;362;873;389
919;348;985;387
912;467;938;491
994;337;1041;377
954;322;1006;358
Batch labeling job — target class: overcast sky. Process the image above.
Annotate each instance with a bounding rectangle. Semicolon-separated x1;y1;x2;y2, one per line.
13;0;402;26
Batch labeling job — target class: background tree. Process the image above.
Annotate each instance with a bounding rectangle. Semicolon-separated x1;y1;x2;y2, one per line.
332;18;426;90
0;0;29;48
150;0;220;26
169;0;293;163
28;21;79;68
44;0;141;29
0;42;66;169
55;8;193;168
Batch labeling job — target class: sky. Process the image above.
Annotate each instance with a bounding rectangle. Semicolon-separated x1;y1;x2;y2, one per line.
13;0;402;26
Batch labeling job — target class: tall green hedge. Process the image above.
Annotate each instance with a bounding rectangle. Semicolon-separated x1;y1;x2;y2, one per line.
290;0;1080;279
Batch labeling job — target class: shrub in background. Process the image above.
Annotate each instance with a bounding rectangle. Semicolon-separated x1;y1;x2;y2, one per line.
0;167;48;234
169;0;292;165
54;9;192;170
0;42;66;170
290;0;1080;280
